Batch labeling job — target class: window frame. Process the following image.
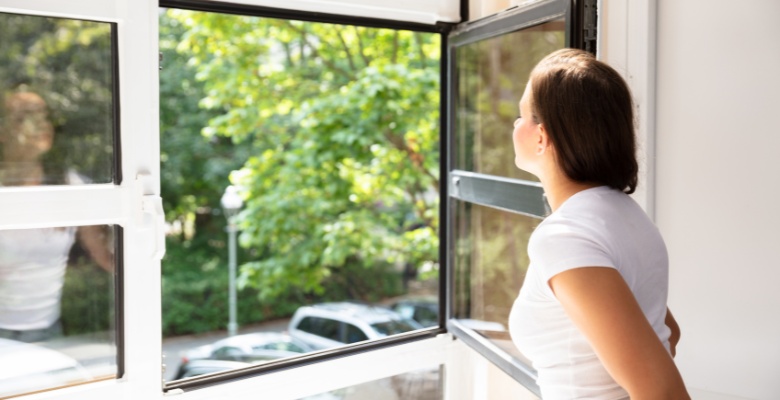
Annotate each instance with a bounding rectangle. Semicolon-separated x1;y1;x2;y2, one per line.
2;2;450;399
0;1;160;399
0;0;610;398
444;0;596;395
158;0;453;395
0;1;125;390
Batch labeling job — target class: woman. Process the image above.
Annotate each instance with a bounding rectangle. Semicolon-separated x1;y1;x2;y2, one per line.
508;49;690;399
0;90;113;342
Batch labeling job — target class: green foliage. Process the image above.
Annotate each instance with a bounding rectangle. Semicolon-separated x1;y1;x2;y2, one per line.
60;258;114;336
234;63;440;300
161;237;403;336
161;239;273;336
166;10;442;301
160;13;248;229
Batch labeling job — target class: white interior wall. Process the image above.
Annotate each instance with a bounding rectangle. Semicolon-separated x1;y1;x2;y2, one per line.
655;1;780;399
445;340;539;400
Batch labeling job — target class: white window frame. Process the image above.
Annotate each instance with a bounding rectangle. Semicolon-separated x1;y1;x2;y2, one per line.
181;0;460;24
2;1;453;400
598;0;657;218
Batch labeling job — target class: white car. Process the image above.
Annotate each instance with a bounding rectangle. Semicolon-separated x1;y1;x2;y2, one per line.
288;302;423;350
175;332;311;379
0;338;92;398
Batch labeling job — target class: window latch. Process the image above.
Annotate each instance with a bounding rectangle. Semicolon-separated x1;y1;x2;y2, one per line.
136;173;166;260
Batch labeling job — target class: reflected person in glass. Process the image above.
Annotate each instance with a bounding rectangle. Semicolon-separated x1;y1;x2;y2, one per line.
507;49;690;399
0;89;114;343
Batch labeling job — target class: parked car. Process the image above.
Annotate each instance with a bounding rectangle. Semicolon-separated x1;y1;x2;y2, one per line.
175;358;340;400
0;338;93;398
174;359;251;380
288;302;423;350
388;296;438;328
175;332;311;380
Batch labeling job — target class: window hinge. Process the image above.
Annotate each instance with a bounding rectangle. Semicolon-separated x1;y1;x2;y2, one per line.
583;0;598;54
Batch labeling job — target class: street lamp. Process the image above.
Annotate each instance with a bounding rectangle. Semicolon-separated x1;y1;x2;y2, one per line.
221;185;243;337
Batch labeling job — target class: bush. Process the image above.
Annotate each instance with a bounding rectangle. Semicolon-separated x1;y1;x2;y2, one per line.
161;237;405;337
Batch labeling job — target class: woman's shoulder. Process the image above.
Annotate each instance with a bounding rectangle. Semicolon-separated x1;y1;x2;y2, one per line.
530;187;649;255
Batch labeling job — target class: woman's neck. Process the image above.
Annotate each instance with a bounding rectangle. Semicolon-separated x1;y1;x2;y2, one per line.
539;168;599;213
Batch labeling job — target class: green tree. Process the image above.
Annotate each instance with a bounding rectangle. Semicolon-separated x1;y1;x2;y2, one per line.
0;14;115;182
165;10;441;302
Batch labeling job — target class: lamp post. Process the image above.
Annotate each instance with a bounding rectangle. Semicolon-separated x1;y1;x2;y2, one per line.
221;185;243;337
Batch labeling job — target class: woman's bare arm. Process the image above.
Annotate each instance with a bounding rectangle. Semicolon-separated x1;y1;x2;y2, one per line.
549;267;690;400
77;225;114;272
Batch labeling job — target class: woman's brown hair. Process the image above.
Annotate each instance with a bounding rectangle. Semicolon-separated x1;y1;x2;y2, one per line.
530;48;638;194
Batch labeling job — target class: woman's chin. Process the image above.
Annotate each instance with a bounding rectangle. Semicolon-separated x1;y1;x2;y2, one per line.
514;158;529;172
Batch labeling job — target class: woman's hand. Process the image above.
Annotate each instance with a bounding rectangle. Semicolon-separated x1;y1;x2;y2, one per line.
665;308;681;357
549;267;690;400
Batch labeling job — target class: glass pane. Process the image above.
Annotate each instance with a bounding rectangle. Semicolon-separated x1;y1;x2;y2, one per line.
0;13;116;186
159;9;440;383
300;367;442;400
453;19;565;181
452;200;539;362
0;225;118;398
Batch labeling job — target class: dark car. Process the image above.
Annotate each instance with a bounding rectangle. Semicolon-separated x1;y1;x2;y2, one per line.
174;359;251;380
389;296;438;328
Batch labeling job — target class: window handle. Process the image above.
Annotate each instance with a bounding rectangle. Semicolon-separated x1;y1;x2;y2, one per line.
142;195;166;260
136;173;166;260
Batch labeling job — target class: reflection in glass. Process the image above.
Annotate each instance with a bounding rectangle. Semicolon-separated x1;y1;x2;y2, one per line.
160;9;440;383
0;225;118;398
300;367;442;400
0;13;116;186
454;19;565;181
452;200;540;360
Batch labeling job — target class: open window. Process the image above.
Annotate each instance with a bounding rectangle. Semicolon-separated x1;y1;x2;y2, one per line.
0;0;596;398
158;0;449;394
446;0;595;395
158;0;596;395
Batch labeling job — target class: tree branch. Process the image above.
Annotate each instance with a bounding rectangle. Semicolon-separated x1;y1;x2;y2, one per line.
282;41;294;68
383;128;439;193
335;27;357;72
352;26;371;66
391;31;399;64
414;32;427;69
286;22;353;81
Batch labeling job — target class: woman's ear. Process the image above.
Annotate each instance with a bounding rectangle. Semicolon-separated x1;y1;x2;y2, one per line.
536;123;550;155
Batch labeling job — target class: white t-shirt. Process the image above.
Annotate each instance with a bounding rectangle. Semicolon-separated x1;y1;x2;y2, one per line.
0;227;77;330
509;186;671;400
0;170;85;331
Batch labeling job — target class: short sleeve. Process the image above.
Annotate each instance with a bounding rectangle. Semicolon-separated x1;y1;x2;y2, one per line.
528;218;616;285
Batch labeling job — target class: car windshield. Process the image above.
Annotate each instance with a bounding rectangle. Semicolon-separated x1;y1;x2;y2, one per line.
370;320;418;336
